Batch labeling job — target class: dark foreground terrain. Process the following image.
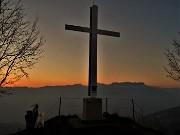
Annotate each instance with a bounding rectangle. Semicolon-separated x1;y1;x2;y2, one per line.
144;106;180;135
10;114;163;135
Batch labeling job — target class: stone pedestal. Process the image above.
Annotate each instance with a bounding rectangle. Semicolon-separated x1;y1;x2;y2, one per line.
83;98;102;120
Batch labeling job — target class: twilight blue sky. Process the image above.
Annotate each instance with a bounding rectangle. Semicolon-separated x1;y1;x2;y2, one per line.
20;0;180;87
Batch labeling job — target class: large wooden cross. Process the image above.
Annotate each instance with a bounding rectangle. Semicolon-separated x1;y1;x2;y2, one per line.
65;5;120;97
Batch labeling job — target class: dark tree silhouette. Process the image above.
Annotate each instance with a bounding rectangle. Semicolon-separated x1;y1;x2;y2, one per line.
165;37;180;81
0;0;44;90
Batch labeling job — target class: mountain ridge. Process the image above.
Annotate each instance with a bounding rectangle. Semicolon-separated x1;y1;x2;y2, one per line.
2;82;165;89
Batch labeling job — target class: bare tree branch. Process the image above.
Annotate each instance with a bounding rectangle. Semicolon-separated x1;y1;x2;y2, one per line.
164;37;180;82
0;0;44;89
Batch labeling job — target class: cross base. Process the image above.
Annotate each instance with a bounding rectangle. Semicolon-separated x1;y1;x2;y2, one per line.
82;98;102;120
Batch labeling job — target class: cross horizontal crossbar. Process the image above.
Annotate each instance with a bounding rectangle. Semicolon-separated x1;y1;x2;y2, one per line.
98;29;120;37
65;24;90;33
65;24;120;37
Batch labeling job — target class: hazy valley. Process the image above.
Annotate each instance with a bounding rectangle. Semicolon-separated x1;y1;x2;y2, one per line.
0;82;179;135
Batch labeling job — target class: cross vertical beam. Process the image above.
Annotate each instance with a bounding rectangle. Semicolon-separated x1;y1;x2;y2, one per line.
89;5;98;97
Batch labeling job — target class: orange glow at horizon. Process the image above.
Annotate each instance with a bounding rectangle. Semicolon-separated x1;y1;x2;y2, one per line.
17;80;180;88
16;73;180;88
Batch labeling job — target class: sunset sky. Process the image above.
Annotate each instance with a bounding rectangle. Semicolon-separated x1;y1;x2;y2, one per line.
18;0;180;88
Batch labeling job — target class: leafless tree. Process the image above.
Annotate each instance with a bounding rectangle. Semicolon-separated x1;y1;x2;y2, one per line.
0;0;44;90
165;37;180;82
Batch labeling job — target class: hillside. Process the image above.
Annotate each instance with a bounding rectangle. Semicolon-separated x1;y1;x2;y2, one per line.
144;106;180;135
0;123;25;135
11;114;163;135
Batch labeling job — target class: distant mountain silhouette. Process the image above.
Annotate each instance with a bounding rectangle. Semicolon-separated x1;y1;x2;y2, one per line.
110;82;146;86
40;82;146;88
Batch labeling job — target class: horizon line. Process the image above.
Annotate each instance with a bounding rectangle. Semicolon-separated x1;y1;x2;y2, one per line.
3;82;180;89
